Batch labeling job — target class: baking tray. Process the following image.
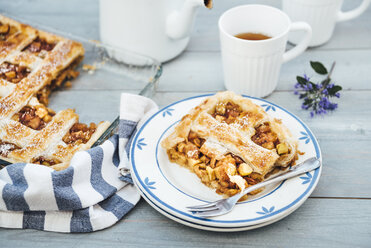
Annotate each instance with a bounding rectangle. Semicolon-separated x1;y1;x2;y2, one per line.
0;14;162;167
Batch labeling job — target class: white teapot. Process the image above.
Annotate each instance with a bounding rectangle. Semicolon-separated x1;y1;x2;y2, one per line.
99;0;212;62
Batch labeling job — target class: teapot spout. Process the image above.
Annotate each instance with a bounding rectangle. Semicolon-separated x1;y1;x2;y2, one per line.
166;0;212;40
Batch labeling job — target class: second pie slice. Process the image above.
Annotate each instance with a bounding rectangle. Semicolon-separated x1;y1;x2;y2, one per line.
0;15;110;170
161;91;298;199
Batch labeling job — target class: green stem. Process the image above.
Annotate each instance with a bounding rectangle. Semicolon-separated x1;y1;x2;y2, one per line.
327;62;336;79
322;61;336;88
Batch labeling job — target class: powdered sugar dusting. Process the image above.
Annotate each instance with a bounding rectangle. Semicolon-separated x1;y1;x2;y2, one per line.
0;140;19;157
193;109;278;174
0;143;14;155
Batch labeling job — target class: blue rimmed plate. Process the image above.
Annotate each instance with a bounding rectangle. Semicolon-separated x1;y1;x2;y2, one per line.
130;94;322;229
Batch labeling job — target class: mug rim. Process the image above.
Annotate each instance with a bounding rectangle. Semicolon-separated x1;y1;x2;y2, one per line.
218;4;292;44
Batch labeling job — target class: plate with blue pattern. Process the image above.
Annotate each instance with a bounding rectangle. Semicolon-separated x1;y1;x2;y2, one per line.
133;174;301;232
130;94;322;230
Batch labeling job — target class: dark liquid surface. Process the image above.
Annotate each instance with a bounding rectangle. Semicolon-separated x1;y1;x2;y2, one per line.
235;32;271;41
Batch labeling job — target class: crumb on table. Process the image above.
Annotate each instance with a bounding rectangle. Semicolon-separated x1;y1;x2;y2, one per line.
82;64;97;74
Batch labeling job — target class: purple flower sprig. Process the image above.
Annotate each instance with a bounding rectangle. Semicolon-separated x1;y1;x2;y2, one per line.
294;61;342;117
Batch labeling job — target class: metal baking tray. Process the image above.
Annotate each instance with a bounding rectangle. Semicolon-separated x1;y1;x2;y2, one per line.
0;14;162;167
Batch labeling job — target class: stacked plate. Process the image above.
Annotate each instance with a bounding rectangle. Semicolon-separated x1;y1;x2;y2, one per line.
130;94;322;231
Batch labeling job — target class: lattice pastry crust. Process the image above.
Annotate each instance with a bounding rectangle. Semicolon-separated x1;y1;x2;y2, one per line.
0;15;110;170
161;91;298;197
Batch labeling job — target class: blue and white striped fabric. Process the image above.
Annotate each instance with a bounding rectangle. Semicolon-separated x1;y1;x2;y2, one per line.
0;93;158;232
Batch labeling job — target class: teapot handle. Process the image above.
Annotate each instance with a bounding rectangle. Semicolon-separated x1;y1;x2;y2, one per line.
166;0;210;40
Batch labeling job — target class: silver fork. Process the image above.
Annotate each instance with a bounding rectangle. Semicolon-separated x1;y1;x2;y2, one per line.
187;157;321;218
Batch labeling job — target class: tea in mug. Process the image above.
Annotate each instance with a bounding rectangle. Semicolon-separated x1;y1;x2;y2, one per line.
235;32;271;41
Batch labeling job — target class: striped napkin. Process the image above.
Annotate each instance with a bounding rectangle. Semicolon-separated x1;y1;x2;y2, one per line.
0;93;158;232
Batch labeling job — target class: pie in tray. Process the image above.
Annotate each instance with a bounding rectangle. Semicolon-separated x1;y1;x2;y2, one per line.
0;15;110;170
161;91;298;199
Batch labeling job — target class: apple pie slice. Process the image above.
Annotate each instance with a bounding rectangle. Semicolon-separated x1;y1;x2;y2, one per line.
161;91;298;197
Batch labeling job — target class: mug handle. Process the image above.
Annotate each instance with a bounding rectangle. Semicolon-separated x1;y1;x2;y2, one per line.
283;22;312;63
337;0;371;22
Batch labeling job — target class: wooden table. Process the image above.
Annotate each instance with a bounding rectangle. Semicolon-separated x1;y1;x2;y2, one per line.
1;0;370;247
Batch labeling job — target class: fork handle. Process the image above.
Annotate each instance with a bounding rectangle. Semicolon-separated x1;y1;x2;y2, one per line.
239;157;321;198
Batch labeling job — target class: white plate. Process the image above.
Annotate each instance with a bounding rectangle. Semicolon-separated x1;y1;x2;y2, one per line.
130;94;322;229
133;173;300;232
134;178;286;232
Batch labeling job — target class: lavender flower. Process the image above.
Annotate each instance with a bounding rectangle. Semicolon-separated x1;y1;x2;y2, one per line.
294;61;342;117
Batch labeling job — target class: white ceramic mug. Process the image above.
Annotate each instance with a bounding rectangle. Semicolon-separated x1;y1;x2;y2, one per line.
219;4;312;97
99;0;211;62
283;0;371;47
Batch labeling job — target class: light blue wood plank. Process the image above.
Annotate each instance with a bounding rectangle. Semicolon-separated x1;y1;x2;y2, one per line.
0;199;370;248
1;0;99;40
159;49;371;91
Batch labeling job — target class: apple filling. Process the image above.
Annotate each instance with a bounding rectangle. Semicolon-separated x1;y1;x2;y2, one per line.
31;156;61;166
252;123;289;155
13;105;55;130
212;101;243;124
0;22;18;41
62;123;97;145
24;37;55;57
0;62;31;84
36;56;82;106
167;131;262;196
